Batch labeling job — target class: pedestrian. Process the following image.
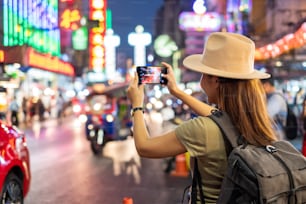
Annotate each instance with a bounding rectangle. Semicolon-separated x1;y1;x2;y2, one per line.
261;76;287;140
303;95;306;131
294;88;305;136
127;32;277;203
9;96;19;126
22;97;28;122
294;88;305;116
302;95;306;156
56;93;65;122
37;98;45;121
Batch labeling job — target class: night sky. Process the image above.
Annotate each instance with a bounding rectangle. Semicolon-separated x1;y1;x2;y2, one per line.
107;0;163;57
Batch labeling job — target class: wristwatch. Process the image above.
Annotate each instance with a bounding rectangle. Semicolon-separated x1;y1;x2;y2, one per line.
130;107;144;117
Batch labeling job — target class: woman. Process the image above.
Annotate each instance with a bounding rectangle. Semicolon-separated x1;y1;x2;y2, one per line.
127;32;277;203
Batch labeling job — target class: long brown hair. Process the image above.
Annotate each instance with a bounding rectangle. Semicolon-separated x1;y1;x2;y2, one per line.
217;78;277;146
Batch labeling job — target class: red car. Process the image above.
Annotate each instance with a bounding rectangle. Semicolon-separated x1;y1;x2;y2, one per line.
0;122;31;203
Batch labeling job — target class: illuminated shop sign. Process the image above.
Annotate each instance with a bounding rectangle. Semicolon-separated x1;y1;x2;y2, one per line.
0;50;4;63
27;48;74;76
105;29;120;78
179;12;221;32
2;0;60;56
0;46;73;76
128;25;152;66
72;27;88;50
60;8;81;30
89;0;107;72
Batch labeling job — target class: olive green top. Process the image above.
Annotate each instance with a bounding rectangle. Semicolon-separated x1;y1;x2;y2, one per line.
175;116;227;203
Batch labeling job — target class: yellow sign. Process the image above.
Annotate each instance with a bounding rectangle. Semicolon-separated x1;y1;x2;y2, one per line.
0;50;4;62
60;9;81;30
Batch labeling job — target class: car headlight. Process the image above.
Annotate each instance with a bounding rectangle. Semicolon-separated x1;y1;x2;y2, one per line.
87;124;94;130
78;114;87;123
73;104;81;113
106;114;114;122
93;103;102;111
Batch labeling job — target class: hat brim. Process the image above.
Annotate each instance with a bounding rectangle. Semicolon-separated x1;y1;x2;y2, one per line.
183;54;270;79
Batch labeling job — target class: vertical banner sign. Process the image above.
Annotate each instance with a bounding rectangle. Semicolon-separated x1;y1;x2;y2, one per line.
89;0;107;72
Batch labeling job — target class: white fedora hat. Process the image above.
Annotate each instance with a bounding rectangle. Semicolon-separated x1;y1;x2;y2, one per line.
183;32;270;79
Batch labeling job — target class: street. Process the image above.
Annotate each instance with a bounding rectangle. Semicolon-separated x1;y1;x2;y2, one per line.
22;116;190;204
20;114;304;204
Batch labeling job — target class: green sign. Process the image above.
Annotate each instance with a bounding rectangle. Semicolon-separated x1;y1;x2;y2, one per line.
72;27;88;50
154;35;178;58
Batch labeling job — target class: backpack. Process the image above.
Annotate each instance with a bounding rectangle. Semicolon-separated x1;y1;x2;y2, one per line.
191;110;306;204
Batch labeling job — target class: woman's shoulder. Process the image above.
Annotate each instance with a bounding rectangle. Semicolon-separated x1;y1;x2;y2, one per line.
193;115;220;125
175;116;224;156
176;116;221;134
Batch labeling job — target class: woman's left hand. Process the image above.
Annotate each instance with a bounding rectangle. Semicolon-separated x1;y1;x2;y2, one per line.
127;72;145;108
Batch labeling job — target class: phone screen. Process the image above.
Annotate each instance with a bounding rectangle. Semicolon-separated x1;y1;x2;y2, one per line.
136;66;167;85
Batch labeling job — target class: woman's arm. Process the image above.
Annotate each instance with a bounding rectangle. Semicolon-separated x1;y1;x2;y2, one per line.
161;62;214;116
127;72;186;158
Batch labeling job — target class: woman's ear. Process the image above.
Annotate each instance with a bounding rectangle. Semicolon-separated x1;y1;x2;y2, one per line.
213;76;220;88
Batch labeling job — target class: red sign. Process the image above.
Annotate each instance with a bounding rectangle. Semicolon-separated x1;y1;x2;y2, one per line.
89;0;107;71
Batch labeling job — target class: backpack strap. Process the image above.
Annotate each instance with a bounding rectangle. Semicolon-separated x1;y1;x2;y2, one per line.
208;110;245;203
191;158;205;204
208;110;241;149
190;110;241;204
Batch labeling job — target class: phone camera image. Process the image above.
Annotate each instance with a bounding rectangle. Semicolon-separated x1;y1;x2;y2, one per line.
136;66;167;85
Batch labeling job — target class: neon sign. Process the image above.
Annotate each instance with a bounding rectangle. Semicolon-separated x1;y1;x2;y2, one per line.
179;12;221;32
2;0;60;56
128;25;152;66
105;29;120;78
27;48;74;76
89;0;107;72
0;50;4;63
60;8;81;30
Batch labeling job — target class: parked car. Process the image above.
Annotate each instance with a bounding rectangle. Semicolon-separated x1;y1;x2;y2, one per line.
0;122;31;203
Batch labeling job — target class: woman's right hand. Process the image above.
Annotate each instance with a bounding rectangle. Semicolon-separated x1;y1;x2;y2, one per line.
127;72;145;108
161;62;180;95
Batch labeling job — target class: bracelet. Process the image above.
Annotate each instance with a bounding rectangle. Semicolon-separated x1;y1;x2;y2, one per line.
130;107;144;117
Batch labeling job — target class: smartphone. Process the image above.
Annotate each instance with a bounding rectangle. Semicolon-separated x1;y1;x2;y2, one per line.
136;66;168;85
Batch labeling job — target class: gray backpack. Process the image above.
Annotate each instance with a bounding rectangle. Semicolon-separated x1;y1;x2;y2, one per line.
191;110;306;204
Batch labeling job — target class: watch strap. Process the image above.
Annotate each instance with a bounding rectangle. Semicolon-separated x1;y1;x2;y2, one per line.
131;107;144;116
